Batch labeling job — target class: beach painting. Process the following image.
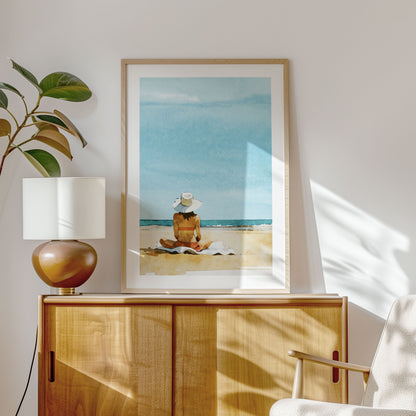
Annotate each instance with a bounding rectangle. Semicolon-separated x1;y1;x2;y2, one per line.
122;60;289;293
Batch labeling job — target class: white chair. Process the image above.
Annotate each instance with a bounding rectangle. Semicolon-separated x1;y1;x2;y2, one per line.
270;295;416;415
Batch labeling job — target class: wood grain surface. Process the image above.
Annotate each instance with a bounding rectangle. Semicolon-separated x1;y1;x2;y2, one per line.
39;296;347;415
41;304;172;415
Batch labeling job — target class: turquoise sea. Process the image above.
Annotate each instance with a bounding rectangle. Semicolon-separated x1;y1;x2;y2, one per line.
140;219;272;227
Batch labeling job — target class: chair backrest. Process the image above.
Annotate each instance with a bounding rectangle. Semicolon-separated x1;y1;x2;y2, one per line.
362;295;416;410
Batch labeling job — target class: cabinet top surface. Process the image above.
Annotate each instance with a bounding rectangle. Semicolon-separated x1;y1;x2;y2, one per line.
41;293;345;305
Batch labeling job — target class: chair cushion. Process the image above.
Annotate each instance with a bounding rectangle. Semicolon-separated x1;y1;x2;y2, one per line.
270;399;416;416
363;295;416;409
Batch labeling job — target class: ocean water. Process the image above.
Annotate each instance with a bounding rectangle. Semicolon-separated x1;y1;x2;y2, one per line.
140;219;272;227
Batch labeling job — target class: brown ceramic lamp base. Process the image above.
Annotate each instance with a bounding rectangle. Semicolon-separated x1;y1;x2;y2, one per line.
32;240;97;294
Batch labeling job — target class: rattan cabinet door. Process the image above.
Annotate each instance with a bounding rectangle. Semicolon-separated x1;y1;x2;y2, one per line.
40;304;172;416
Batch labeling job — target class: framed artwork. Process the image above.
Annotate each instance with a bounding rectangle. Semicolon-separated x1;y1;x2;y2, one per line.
121;59;290;293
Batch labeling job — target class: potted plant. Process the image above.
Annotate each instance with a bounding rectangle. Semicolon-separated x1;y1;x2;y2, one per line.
0;59;92;177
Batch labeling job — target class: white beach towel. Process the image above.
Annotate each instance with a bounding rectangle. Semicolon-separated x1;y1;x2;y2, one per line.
155;240;235;255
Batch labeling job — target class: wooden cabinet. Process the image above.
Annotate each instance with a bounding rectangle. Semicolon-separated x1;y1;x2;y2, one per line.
38;295;348;416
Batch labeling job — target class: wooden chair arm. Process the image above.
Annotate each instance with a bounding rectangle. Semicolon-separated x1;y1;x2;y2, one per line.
288;350;371;373
288;350;371;399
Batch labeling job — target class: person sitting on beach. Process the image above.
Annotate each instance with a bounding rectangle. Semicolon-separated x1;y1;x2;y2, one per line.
160;192;212;252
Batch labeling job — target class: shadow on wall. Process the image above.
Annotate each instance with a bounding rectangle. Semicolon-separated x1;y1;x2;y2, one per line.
311;181;410;319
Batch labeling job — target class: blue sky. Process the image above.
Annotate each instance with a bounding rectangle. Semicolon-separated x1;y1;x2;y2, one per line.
139;77;272;221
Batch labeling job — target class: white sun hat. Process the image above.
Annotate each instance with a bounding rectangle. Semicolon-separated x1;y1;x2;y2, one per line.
173;192;202;213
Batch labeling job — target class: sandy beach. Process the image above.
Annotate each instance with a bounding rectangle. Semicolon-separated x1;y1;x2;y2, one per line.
139;225;272;276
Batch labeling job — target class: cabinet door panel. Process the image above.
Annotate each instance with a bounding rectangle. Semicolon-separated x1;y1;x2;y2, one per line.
174;305;345;416
41;305;172;416
174;306;218;416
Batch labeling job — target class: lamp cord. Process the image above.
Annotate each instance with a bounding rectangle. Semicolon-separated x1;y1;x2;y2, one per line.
15;326;38;416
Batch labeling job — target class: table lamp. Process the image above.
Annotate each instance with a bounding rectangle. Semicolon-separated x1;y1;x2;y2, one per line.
23;177;105;295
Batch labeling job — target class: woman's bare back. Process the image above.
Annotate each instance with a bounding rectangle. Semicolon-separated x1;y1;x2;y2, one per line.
160;212;211;251
173;212;201;243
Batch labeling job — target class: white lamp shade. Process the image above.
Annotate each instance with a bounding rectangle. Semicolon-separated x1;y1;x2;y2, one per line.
23;177;105;240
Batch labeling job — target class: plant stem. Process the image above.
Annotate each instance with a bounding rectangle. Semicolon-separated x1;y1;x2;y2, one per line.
21;96;29;116
0;94;41;176
6;108;19;129
32;111;55;116
15;136;35;148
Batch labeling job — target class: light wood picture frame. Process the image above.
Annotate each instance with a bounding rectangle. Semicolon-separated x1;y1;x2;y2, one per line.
121;59;290;294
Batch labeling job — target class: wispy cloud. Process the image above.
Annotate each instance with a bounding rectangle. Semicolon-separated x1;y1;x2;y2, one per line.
140;77;271;106
141;91;201;104
141;92;270;107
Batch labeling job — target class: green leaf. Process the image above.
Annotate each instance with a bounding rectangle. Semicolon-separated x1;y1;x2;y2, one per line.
0;119;11;136
54;110;88;147
36;114;68;129
0;89;8;109
40;72;92;102
10;59;42;93
34;126;72;160
0;82;23;97
23;149;61;177
35;113;87;146
34;113;87;147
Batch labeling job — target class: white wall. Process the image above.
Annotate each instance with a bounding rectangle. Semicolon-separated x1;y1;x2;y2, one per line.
1;0;416;412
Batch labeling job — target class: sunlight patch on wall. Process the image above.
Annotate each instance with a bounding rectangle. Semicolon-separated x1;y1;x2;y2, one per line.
311;181;410;318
